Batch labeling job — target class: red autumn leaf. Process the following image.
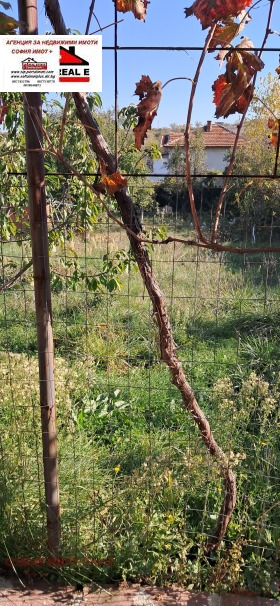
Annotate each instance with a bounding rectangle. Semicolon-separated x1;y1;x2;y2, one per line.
214;34;255;66
212;74;228;107
233;83;253;114
267;118;279;150
218;83;253;118
114;0;149;21
211;16;251;64
236;48;263;78
135;75;153;99
101;173;128;195
133;76;162;150
212;47;263;118
0;99;8;124
212;20;242;50
185;0;252;30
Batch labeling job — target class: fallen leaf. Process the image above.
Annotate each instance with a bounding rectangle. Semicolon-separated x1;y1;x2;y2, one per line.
185;0;253;30
133;77;162;150
101;173;128;195
114;0;149;21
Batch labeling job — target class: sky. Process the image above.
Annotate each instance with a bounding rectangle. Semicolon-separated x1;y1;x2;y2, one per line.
7;0;280;127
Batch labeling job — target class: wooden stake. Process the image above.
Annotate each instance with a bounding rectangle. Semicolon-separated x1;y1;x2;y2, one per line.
17;0;61;556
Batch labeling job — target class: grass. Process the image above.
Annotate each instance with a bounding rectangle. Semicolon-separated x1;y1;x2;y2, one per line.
0;218;279;596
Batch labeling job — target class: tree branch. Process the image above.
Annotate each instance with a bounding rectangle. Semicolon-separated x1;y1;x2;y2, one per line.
85;0;96;35
211;0;276;242
0;259;32;292
184;23;217;244
44;0;237;551
273;120;280;177
58;94;70;155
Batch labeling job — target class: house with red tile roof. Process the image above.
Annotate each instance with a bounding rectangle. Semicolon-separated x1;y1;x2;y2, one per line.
154;121;244;176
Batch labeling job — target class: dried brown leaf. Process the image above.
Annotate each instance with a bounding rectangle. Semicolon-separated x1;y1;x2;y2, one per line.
211;19;244;51
133;77;162;150
101;173;128;195
268;117;279;150
114;0;149;21
184;0;253;30
135;75;153;99
212;45;263;118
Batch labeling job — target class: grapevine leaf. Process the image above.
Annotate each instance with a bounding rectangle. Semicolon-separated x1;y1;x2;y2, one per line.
210;16;251;58
268;118;279;150
133;76;162;150
212;47;263;118
114;0;149;21
185;0;253;30
0;99;8;124
0;11;21;34
212;19;243;50
212;74;228;107
101;173;128;195
135;75;153;99
215;33;255;66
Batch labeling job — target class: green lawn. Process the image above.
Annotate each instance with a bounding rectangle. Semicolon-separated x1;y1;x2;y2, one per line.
0;219;279;596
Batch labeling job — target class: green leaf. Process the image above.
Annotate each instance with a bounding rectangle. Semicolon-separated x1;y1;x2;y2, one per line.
107;277;121;292
87;93;102;110
114;401;128;409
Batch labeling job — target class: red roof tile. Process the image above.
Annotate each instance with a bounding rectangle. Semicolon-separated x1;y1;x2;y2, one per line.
161;122;244;148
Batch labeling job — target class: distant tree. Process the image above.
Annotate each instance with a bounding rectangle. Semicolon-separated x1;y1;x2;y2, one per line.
154;126;207;212
169;122;185;132
231;75;280;230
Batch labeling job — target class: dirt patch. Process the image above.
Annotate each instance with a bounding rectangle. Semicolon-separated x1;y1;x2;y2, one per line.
0;579;278;606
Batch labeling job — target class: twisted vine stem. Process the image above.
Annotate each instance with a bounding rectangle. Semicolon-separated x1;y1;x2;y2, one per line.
44;0;237;551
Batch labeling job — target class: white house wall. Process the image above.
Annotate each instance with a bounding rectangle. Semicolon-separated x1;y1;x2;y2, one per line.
205;147;229;172
153;158;169;178
153;147;231;179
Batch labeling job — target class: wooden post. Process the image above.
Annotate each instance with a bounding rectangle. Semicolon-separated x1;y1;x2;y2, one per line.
17;0;61;556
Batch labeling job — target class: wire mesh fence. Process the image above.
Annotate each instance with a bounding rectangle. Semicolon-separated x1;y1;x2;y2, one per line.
0;0;279;593
0;172;279;593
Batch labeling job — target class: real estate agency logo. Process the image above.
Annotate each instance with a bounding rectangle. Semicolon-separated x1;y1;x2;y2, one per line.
59;46;90;83
22;58;47;70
